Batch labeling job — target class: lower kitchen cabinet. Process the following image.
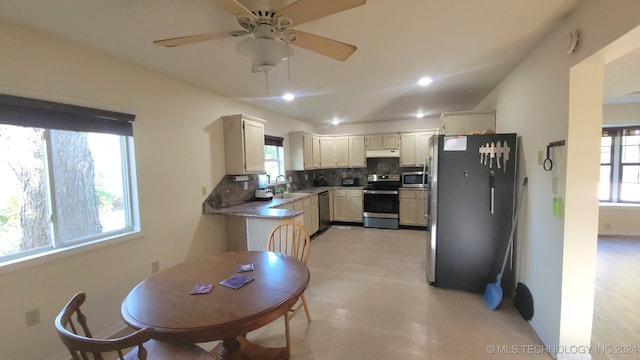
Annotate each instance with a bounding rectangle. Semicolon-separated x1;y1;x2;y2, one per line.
226;214;303;251
304;195;319;235
272;195;319;235
399;189;428;226
332;189;363;223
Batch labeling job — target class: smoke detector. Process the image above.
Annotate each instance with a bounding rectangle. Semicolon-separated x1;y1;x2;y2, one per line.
563;30;581;55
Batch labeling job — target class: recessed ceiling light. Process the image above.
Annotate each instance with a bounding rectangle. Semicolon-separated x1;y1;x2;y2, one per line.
332;118;340;125
415;112;426;119
282;93;295;101
417;77;433;87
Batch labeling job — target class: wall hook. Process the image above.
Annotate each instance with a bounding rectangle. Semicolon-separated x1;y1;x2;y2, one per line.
543;140;566;171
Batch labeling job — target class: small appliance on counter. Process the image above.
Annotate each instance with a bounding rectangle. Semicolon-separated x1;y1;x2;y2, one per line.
341;177;359;187
314;175;329;186
255;174;273;201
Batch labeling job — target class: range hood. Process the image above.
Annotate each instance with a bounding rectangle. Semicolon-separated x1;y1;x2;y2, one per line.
366;149;400;158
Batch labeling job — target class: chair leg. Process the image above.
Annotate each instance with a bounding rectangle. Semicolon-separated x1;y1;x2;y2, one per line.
284;312;291;357
300;293;311;322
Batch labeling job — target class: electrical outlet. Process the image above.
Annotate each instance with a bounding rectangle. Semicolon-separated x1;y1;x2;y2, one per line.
551;177;558;193
151;261;160;274
243;182;248;190
304;174;308;181
25;309;40;327
201;186;208;196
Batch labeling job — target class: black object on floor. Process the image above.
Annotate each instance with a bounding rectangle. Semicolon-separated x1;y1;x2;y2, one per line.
514;282;534;320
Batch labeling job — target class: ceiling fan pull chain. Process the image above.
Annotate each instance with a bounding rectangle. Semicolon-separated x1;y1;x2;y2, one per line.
264;70;269;96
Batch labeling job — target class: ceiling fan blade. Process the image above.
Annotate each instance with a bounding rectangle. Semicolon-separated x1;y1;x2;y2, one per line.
154;30;249;47
209;0;258;23
276;0;366;27
283;29;356;61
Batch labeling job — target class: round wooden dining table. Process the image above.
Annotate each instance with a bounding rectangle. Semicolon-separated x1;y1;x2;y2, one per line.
121;251;310;360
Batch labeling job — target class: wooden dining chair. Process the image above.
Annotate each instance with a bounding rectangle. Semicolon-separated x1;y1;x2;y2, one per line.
267;220;312;355
55;292;213;360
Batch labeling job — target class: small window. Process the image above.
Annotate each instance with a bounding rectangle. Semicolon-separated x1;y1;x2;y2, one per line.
619;128;640;201
599;126;640;203
264;135;285;183
0;95;139;264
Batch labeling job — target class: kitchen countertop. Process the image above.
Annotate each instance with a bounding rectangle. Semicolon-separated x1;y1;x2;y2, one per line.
205;186;363;219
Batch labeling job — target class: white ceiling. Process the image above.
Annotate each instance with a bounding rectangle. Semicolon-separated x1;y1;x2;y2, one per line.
2;0;634;127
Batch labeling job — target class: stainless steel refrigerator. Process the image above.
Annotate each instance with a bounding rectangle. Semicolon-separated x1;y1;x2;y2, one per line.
426;134;517;294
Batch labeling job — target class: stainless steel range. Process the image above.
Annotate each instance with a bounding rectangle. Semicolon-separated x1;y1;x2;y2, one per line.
363;174;400;230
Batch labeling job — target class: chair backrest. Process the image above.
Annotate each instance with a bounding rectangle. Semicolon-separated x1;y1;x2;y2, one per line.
55;292;155;360
267;221;311;264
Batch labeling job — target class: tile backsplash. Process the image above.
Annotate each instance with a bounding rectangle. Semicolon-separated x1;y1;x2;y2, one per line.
287;158;423;190
203;157;424;212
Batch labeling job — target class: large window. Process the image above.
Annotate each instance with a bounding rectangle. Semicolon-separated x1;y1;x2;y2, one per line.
600;127;640;203
0;94;138;264
264;135;285;183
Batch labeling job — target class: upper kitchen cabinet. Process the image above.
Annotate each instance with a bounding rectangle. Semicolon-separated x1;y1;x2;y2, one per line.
320;137;337;168
290;133;365;170
349;136;366;168
290;131;320;170
400;132;432;167
365;134;400;150
440;111;495;135
223;114;265;175
334;136;349;168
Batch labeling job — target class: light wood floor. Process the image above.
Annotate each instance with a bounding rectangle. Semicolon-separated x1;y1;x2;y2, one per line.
241;226;551;359
591;236;640;360
112;229;638;360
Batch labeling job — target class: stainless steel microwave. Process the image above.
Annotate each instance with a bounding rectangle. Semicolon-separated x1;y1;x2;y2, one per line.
402;171;428;188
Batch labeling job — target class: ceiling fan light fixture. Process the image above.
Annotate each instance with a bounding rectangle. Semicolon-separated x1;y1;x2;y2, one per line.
415;111;426;119
282;93;295;101
236;38;291;70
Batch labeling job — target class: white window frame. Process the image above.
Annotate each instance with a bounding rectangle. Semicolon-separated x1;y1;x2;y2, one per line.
0;95;141;270
600;126;640;204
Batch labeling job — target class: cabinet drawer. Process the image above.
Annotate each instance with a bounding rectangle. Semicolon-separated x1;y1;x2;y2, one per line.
332;189;346;198
346;189;363;198
400;190;425;199
399;190;416;199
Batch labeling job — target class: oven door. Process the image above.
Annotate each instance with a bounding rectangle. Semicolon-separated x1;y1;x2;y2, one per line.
363;189;399;218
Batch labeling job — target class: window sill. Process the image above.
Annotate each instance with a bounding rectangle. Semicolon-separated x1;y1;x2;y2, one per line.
599;202;640;209
0;230;143;276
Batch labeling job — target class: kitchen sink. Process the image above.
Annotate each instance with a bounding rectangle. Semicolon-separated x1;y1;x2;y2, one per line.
280;192;308;199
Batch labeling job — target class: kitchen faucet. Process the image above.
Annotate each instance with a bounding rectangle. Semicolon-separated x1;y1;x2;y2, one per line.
274;175;289;198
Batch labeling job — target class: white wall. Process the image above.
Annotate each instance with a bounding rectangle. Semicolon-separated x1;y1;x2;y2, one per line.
603;102;640;126
599;204;640;236
0;19;312;359
476;0;640;358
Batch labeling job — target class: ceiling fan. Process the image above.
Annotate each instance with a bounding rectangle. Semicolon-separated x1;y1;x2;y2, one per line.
153;0;366;74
